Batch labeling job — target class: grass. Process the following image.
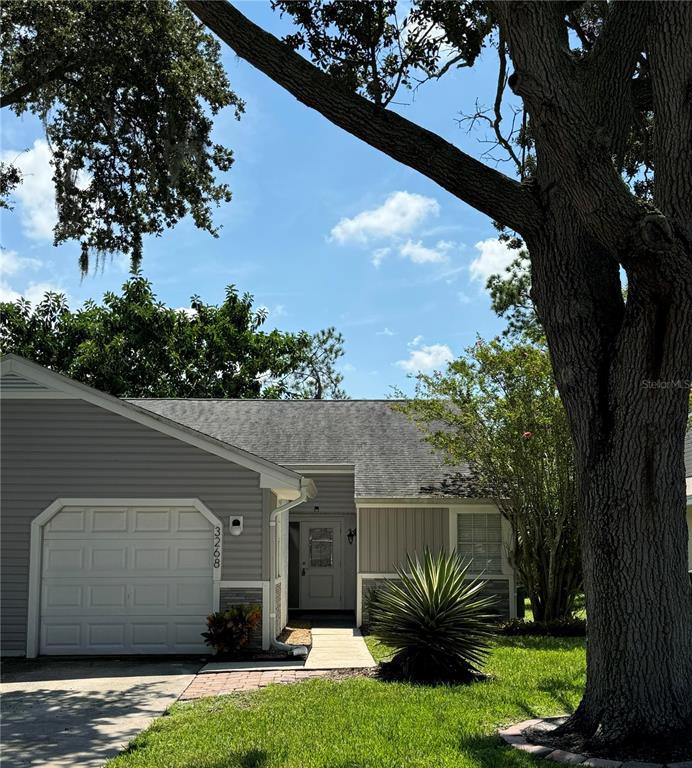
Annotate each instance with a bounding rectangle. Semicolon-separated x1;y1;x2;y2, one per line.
107;636;585;768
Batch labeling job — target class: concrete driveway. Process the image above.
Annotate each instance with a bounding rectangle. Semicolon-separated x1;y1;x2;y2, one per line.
0;658;202;768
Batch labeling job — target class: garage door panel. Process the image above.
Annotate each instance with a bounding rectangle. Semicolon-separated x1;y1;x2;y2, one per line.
46;510;85;533
43;584;83;609
88;624;126;648
91;547;128;570
176;547;212;570
89;584;127;608
39;505;215;655
45;546;84;572
133;546;170;570
92;510;128;532
134;509;173;532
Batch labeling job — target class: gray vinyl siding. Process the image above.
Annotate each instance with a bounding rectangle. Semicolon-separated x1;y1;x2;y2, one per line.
1;398;265;655
1;372;50;391
359;507;449;573
291;473;356;518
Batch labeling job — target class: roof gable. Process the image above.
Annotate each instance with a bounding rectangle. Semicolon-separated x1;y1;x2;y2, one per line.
0;355;303;492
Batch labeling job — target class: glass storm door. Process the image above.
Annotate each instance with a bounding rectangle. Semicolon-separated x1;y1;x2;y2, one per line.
299;522;343;610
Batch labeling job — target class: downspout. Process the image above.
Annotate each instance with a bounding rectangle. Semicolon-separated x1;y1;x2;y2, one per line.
268;477;316;655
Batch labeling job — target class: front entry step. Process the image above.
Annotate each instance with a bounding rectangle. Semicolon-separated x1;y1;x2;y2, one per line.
303;626;376;669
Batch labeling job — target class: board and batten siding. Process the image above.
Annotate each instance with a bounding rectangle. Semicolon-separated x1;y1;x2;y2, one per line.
0;398;265;655
358;507;449;573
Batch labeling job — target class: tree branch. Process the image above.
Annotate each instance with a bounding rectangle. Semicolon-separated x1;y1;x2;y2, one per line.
184;0;541;235
0;62;77;109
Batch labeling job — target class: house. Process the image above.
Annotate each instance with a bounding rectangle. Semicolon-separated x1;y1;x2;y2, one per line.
18;354;692;658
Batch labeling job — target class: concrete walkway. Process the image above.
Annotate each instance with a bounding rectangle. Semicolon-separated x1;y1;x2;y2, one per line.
304;626;376;670
0;659;200;768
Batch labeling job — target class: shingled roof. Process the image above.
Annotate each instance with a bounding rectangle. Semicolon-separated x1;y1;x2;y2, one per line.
128;399;479;499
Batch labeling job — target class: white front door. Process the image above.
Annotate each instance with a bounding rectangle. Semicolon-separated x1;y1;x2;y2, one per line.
299;521;343;610
40;504;215;654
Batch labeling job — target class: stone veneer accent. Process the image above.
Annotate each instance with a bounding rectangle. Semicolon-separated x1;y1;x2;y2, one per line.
498;717;692;768
219;587;263;649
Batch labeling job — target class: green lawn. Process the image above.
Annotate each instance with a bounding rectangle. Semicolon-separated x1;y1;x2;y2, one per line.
107;637;585;768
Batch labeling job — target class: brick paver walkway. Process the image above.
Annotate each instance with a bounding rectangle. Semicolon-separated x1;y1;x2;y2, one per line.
179;669;330;700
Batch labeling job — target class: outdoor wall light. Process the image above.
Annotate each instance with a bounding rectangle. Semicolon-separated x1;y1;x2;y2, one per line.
230;516;244;536
347;528;356;545
314;505;320;514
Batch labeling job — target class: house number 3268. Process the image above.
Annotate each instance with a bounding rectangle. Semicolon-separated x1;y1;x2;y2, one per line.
213;526;221;569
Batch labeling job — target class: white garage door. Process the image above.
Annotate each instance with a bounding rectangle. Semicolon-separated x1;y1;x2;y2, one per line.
40;505;215;654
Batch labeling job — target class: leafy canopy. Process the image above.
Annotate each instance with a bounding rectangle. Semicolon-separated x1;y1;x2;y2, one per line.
0;0;242;272
0;275;347;399
398;337;581;621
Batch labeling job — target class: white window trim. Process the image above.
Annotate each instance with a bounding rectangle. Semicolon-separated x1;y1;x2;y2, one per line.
27;497;223;658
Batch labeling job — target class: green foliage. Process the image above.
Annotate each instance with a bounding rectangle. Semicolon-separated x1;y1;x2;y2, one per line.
485;250;541;340
398;338;581;622
0;274;347;399
0;0;242;271
368;549;496;683
274;1;491;107
499;617;587;637
202;605;262;656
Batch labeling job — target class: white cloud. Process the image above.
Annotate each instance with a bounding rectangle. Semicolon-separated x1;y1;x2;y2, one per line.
377;327;395;336
396;338;454;373
340;362;356;373
0;249;42;275
371;247;390;268
0;280;66;305
1;139;57;240
469;238;515;284
458;291;471;304
399;239;452;264
330;191;439;245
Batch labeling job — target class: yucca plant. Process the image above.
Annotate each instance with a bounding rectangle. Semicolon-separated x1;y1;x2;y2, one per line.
369;548;496;683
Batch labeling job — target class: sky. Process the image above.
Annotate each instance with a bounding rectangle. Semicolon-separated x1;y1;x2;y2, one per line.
0;2;520;398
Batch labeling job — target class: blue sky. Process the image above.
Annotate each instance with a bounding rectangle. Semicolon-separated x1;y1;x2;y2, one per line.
0;2;518;398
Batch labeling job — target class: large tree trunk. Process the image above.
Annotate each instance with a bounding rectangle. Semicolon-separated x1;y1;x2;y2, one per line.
528;207;692;745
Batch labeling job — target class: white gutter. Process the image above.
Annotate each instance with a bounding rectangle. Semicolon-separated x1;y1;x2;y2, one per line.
268;477;316;655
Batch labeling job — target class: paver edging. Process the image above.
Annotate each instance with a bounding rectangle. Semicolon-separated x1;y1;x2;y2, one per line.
498;717;692;768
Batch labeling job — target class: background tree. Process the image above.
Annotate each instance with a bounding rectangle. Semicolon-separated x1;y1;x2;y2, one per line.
265;327;347;399
0;275;348;399
0;0;242;271
2;0;691;751
399;338;581;623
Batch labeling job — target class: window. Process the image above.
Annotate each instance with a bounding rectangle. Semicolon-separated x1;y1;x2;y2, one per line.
309;527;334;568
457;513;503;574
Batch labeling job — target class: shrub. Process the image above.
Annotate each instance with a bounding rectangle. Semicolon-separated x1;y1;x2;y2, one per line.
499;617;586;636
368;549;496;683
202;604;262;656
